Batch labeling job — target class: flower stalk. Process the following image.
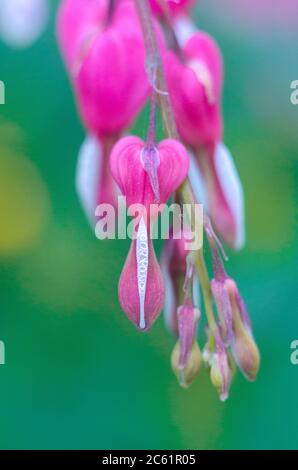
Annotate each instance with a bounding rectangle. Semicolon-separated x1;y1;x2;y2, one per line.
134;0;218;334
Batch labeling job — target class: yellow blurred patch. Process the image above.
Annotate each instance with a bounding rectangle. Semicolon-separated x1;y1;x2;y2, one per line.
0;141;50;256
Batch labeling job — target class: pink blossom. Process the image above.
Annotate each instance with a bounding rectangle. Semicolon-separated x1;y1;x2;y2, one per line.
164;30;223;149
110;134;189;330
164;31;245;249
75;2;150;138
109;136;190;220
58;0;150;138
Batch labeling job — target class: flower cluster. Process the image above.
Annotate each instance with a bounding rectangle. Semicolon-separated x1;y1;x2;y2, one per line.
57;0;260;400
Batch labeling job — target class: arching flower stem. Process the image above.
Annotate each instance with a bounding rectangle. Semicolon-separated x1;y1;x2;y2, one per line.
134;0;218;335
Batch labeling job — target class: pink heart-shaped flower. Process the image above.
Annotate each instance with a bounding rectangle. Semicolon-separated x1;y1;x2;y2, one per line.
110;136;190;219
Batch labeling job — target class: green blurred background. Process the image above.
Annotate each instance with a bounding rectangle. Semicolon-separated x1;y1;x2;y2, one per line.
0;1;297;450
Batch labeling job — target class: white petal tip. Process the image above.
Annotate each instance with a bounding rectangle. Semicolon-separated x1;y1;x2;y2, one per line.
214;142;246;250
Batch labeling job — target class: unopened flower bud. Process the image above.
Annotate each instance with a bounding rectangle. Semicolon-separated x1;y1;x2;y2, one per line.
171;340;201;388
177;301;200;367
161;228;195;336
211;277;233;345
232;320;260;381
171;300;201;387
204;332;232;401
225;278;260;381
211;338;232;401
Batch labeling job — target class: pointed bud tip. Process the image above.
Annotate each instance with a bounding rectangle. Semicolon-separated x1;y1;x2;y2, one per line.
171;340;201;388
233;333;260;381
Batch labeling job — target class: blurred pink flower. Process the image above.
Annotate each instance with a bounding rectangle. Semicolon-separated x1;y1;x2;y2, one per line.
203;0;298;35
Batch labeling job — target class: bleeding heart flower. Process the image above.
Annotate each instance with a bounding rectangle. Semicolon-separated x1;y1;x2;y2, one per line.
76;1;150;138
164;31;245;249
57;0;151;138
164;30;223;149
111;135;189;330
109;136;190;219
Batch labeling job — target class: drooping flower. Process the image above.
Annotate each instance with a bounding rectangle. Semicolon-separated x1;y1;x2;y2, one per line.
164;31;223;149
164;30;245;249
110;136;190;220
57;0;152;217
0;0;49;48
54;0;259;401
110;134;190;330
74;1;150;138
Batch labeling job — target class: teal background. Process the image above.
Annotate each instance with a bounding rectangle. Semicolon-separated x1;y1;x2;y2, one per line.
0;1;297;449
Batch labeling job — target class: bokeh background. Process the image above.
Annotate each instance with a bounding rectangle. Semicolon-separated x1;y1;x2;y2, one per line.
0;0;297;450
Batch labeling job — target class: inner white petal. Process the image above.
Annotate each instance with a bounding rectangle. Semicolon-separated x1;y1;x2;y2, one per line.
136;217;149;330
76;134;102;226
214;142;245;250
